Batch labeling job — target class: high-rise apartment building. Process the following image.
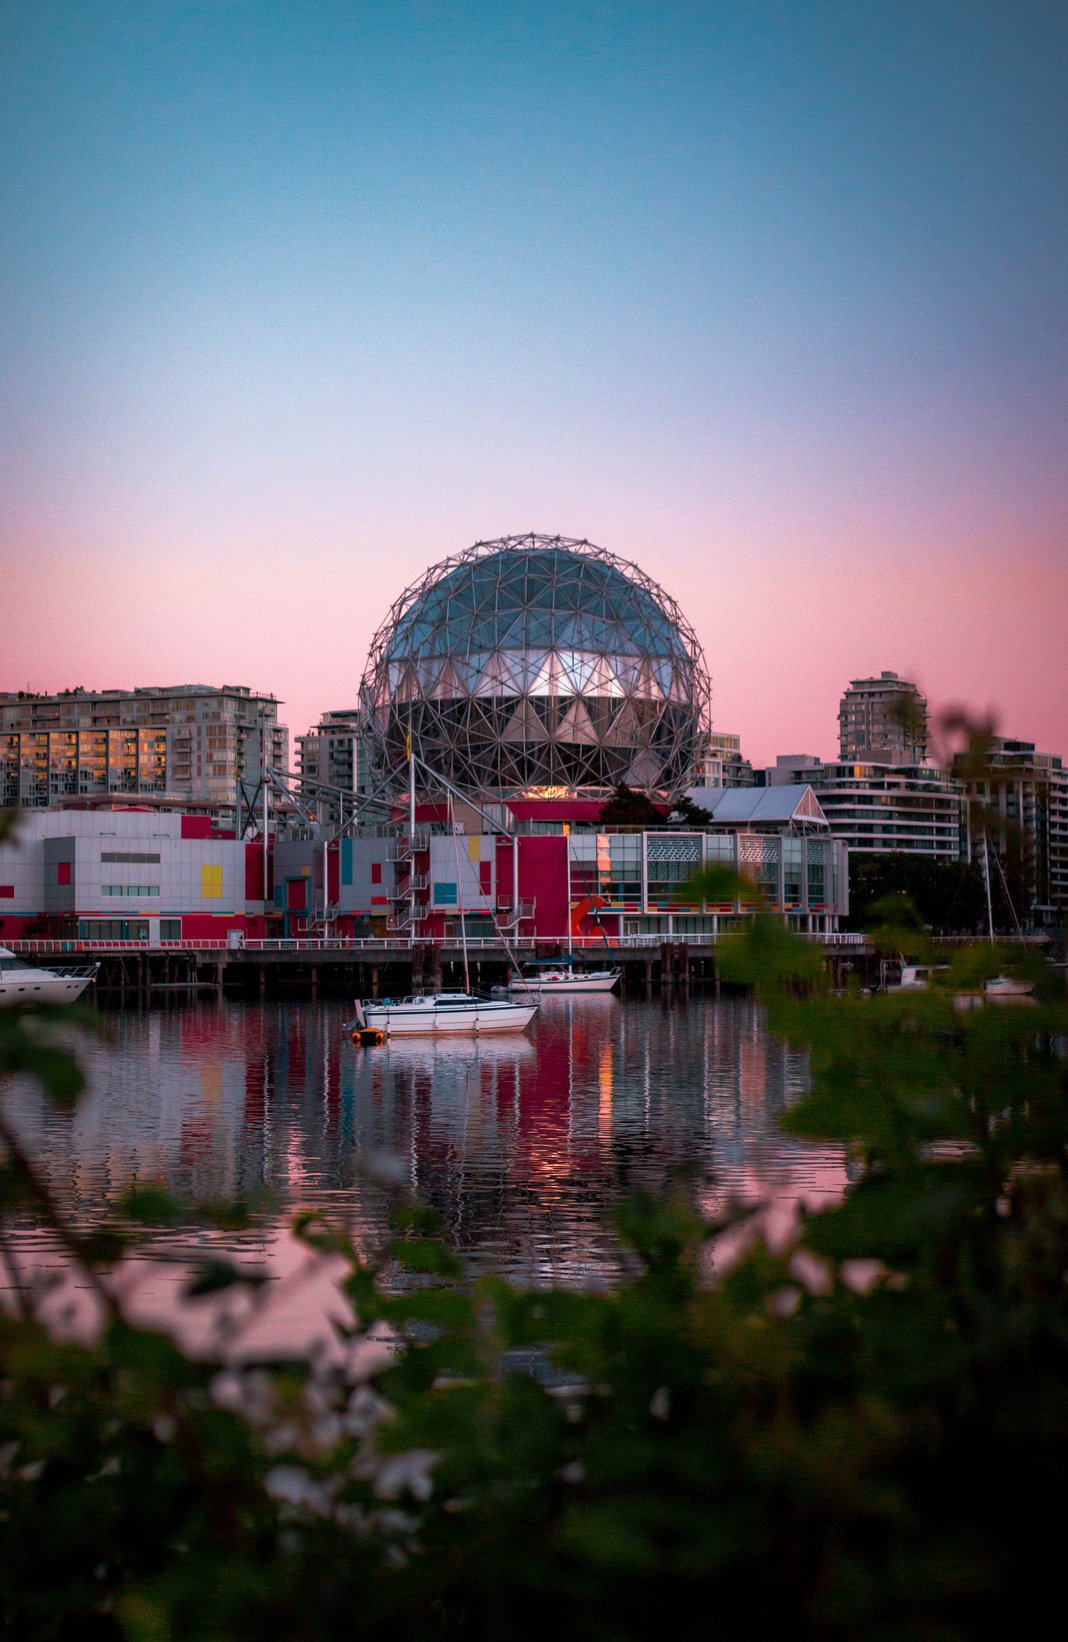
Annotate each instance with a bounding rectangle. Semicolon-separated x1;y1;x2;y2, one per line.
695;731;756;788
294;709;374;823
839;672;928;765
0;686;287;813
958;737;1068;924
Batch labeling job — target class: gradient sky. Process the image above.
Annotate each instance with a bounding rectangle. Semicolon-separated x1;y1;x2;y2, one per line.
2;1;1066;765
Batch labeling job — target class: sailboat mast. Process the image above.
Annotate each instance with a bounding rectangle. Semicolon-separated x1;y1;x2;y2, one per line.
982;829;995;945
449;797;471;993
565;835;572;966
408;725;416;942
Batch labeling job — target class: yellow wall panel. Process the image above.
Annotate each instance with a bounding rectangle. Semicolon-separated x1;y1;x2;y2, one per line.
201;863;223;899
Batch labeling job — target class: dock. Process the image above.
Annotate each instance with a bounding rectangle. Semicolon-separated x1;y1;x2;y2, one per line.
6;932;874;1000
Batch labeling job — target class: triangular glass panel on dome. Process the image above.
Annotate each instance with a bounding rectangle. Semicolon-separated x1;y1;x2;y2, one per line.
415;657;444;694
392;664;421;704
432;660;466;699
494;614;529;649
556;650;595;694
524;610;556;647
626;750;662;787
554;698;598;745
604;701;644;747
651;658;675;697
611;656;642;694
581;655;624;697
509;650;548;692
500;699;549;742
668;665;693;704
466;652;513;696
634;658;664;699
526;651;572;696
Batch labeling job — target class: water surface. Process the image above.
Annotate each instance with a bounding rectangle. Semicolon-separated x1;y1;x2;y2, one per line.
3;994;848;1345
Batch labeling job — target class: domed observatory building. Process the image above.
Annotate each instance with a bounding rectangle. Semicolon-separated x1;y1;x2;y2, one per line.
360;534;710;799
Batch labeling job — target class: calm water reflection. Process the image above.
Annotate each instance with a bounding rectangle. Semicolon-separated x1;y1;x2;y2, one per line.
5;994;847;1292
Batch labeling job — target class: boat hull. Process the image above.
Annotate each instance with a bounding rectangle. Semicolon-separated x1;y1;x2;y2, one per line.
509;970;620;994
360;998;537;1035
0;969;96;1006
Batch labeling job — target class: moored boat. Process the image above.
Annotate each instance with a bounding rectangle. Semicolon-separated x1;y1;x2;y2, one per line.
352;992;537;1036
0;947;98;1005
508;963;620;995
983;974;1035;998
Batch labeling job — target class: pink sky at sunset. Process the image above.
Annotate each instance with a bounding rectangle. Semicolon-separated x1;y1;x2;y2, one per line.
2;3;1066;771
4;524;1064;770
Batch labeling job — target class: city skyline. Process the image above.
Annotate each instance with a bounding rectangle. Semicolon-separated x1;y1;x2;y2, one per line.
2;2;1066;766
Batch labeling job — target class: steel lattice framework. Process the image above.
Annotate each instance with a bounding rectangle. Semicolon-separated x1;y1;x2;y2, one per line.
359;534;711;799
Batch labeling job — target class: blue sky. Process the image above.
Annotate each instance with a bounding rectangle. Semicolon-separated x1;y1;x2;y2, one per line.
2;1;1066;759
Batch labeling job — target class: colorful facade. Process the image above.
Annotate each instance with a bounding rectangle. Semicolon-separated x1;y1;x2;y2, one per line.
0;809;269;943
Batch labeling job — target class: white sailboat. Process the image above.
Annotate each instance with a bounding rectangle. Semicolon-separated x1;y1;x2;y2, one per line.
351;753;538;1037
353;992;537;1036
979;832;1034;999
509;841;620;995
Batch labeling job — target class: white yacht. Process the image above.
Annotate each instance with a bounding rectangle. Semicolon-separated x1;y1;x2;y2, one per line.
353;992;537;1037
0;947;98;1005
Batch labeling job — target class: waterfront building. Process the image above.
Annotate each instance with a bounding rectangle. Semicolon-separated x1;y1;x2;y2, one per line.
0;807;269;944
358;533;711;800
0;782;849;943
958;737;1068;923
838;671;928;764
316;786;847;945
769;757;969;861
0;685;287;814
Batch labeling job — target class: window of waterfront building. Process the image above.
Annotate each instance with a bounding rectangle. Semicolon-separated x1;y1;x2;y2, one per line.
160;919;181;940
101;852;161;864
102;885;160;896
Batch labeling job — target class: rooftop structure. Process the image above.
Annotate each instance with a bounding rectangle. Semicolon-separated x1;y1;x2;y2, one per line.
839;671;928;765
359;534;711;800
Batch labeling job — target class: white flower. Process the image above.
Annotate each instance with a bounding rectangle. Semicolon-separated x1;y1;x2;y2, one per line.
373;1448;440;1501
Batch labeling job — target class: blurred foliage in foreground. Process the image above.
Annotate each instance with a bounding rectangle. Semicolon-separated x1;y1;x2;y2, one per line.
2;925;1067;1640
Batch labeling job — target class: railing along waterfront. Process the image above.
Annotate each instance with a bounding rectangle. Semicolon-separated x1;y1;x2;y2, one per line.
4;931;871;955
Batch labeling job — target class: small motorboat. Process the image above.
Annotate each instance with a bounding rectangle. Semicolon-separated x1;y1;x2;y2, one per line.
0;947;98;1005
351;992;537;1037
888;963;949;992
983;974;1035;998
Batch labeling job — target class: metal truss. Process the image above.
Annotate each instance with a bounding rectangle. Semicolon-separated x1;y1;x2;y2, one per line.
237;764;393;843
359;533;711;800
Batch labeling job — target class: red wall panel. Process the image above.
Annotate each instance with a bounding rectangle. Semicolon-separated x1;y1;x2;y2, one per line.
517;836;569;941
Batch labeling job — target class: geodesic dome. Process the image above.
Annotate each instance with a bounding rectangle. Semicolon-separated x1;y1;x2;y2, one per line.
360;534;711;799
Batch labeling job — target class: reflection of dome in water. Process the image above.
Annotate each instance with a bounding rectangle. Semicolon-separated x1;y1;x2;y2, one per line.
360;533;711;796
